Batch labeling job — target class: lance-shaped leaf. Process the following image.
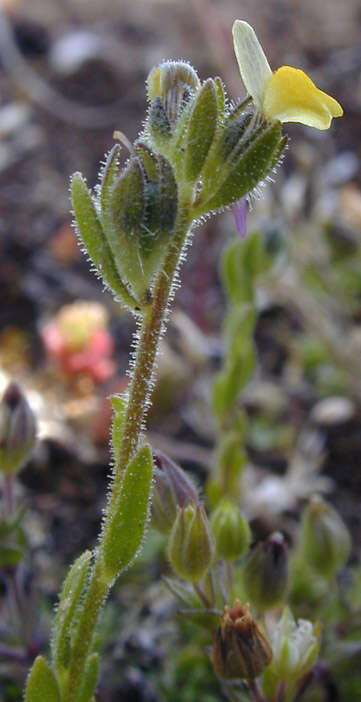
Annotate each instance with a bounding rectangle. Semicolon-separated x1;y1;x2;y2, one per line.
102;445;153;580
99;144;121;218
51;550;92;674
71;173;138;310
25;656;60;702
185;78;218;181
76;653;99;702
214;77;226;126
196;122;285;215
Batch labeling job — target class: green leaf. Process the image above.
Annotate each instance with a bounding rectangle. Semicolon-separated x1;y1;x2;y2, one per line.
135;141;159;181
99;144;121;217
214;77;226;126
212;341;254;420
102;446;153;580
221;232;267;304
225;305;256;346
76;653;99;702
197;122;284;215
51;550;92;673
71;173;138;310
185;78;218;181
25;656;60;702
111;394;128;466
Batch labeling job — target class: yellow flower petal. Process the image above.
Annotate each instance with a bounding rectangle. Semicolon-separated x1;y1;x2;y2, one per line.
263;66;343;129
232;20;272;111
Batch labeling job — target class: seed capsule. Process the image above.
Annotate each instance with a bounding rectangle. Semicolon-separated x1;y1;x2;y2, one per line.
212;600;272;679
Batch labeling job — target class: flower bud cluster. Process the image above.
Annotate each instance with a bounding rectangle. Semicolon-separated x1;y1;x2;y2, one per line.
145;61;286;217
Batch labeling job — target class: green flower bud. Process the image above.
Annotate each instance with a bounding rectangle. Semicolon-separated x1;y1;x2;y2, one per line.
147;61;200;128
151;452;199;534
212;600;272;680
243;532;288;612
268;607;321;683
301;496;351;579
210;499;251;561
168;503;215;582
110;158;146;238
0;382;36;475
103;150;177;301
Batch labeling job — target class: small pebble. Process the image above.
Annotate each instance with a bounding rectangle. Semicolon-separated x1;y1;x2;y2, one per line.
311;396;355;426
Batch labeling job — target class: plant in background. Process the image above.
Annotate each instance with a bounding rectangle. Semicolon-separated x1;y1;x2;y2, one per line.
0;383;38;666
41;300;115;385
23;18;345;702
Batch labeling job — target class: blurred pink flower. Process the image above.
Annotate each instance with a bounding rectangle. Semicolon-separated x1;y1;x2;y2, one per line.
42;301;115;384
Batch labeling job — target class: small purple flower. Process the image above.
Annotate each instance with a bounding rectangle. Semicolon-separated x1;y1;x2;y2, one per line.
232;198;247;237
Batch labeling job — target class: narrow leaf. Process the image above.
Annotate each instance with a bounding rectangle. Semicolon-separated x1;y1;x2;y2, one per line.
76;653;99;702
185;78;218;181
25;656;60;702
51;550;92;673
71;173;138;309
99;144;121;216
103;446;153;580
197;122;283;214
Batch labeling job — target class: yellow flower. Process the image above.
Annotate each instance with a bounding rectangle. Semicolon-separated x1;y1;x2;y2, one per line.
232;20;343;130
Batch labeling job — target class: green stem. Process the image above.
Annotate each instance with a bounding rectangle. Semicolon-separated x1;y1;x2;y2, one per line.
60;196;192;701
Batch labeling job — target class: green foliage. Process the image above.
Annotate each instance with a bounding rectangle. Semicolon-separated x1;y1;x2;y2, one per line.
196;123;285;215
23;44;354;702
77;653;99;702
208;232;269;504
102;446;153;580
110;394;128;466
71;172;137;310
25;656;60;702
51;550;92;676
185;78;218;182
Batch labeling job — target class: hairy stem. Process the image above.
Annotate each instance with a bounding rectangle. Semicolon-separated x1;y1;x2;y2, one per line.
61;195;191;701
